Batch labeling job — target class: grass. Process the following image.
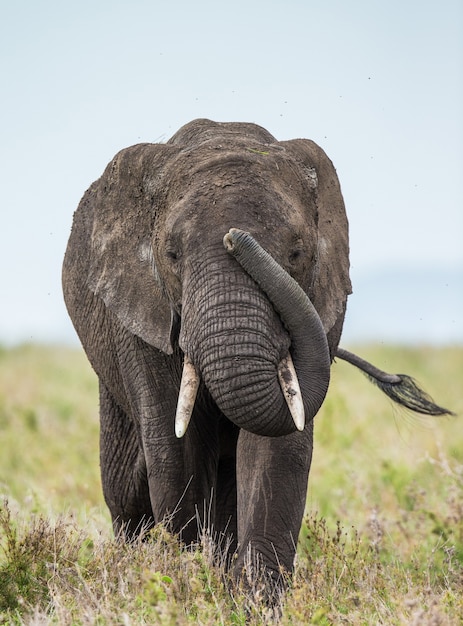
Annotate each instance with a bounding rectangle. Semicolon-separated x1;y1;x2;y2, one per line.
0;343;462;624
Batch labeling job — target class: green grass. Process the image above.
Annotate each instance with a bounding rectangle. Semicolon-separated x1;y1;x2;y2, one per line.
0;343;462;624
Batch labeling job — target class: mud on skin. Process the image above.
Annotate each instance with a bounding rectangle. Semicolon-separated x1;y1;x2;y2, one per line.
62;118;452;602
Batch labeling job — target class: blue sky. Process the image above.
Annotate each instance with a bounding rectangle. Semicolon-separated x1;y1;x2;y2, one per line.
1;0;462;345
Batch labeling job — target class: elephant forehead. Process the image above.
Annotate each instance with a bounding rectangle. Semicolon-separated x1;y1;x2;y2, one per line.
168;160;313;225
166;185;313;249
164;142;308;196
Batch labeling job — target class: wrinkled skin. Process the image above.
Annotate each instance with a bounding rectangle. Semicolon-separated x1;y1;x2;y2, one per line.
62;119;351;589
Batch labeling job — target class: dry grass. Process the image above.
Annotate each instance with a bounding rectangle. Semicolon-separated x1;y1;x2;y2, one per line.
0;343;462;624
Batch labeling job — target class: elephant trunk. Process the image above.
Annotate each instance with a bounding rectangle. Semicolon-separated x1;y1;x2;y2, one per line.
177;231;330;437
224;228;331;425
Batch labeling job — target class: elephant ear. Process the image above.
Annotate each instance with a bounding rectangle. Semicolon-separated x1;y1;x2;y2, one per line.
86;143;177;354
279;139;352;355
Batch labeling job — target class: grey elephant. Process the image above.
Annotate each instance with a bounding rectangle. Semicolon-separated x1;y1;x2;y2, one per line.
62;119;450;594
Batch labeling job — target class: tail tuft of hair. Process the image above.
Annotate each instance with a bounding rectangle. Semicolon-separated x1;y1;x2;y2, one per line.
336;348;454;417
366;373;454;417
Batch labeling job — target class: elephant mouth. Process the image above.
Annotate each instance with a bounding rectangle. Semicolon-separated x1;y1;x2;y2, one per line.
175;228;331;439
174;352;305;438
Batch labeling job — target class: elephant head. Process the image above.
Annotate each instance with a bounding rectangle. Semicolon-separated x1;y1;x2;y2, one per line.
77;119;351;438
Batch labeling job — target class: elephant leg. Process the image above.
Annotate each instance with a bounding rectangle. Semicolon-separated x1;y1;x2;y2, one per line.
214;417;240;558
234;424;314;589
143;403;224;546
155;414;238;558
109;332;219;545
99;381;154;539
133;376;219;544
144;409;239;558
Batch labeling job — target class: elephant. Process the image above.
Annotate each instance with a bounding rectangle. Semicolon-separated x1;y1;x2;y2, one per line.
62;118;451;596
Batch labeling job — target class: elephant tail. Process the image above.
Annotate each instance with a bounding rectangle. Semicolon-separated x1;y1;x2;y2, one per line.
336;348;454;417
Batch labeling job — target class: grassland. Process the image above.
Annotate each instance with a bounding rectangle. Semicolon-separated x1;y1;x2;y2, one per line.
0;343;462;624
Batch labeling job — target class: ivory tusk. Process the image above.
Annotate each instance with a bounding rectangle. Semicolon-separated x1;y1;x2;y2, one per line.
277;354;305;431
175;355;200;438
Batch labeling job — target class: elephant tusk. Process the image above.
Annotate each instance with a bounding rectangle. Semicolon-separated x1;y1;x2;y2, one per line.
277;354;305;431
175;355;200;438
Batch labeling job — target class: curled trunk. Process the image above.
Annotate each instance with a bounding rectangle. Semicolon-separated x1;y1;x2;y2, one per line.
224;228;331;425
177;232;331;437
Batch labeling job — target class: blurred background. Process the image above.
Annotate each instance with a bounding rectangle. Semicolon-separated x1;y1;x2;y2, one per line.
1;0;462;347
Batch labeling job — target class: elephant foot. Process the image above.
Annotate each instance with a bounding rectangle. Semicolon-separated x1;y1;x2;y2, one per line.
232;545;290;612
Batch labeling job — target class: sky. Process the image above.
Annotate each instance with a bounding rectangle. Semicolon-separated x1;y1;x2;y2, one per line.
1;0;462;346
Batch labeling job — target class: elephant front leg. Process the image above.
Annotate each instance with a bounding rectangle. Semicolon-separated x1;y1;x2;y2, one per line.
214;416;240;557
142;402;225;546
234;425;314;592
99;382;154;539
114;335;225;546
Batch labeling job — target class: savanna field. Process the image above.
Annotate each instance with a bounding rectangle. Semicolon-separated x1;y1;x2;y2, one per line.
0;344;462;624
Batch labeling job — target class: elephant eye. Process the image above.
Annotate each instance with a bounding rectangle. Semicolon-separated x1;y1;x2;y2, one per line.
165;231;182;264
288;237;306;266
166;247;182;277
165;238;182;263
289;246;305;265
167;250;179;261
